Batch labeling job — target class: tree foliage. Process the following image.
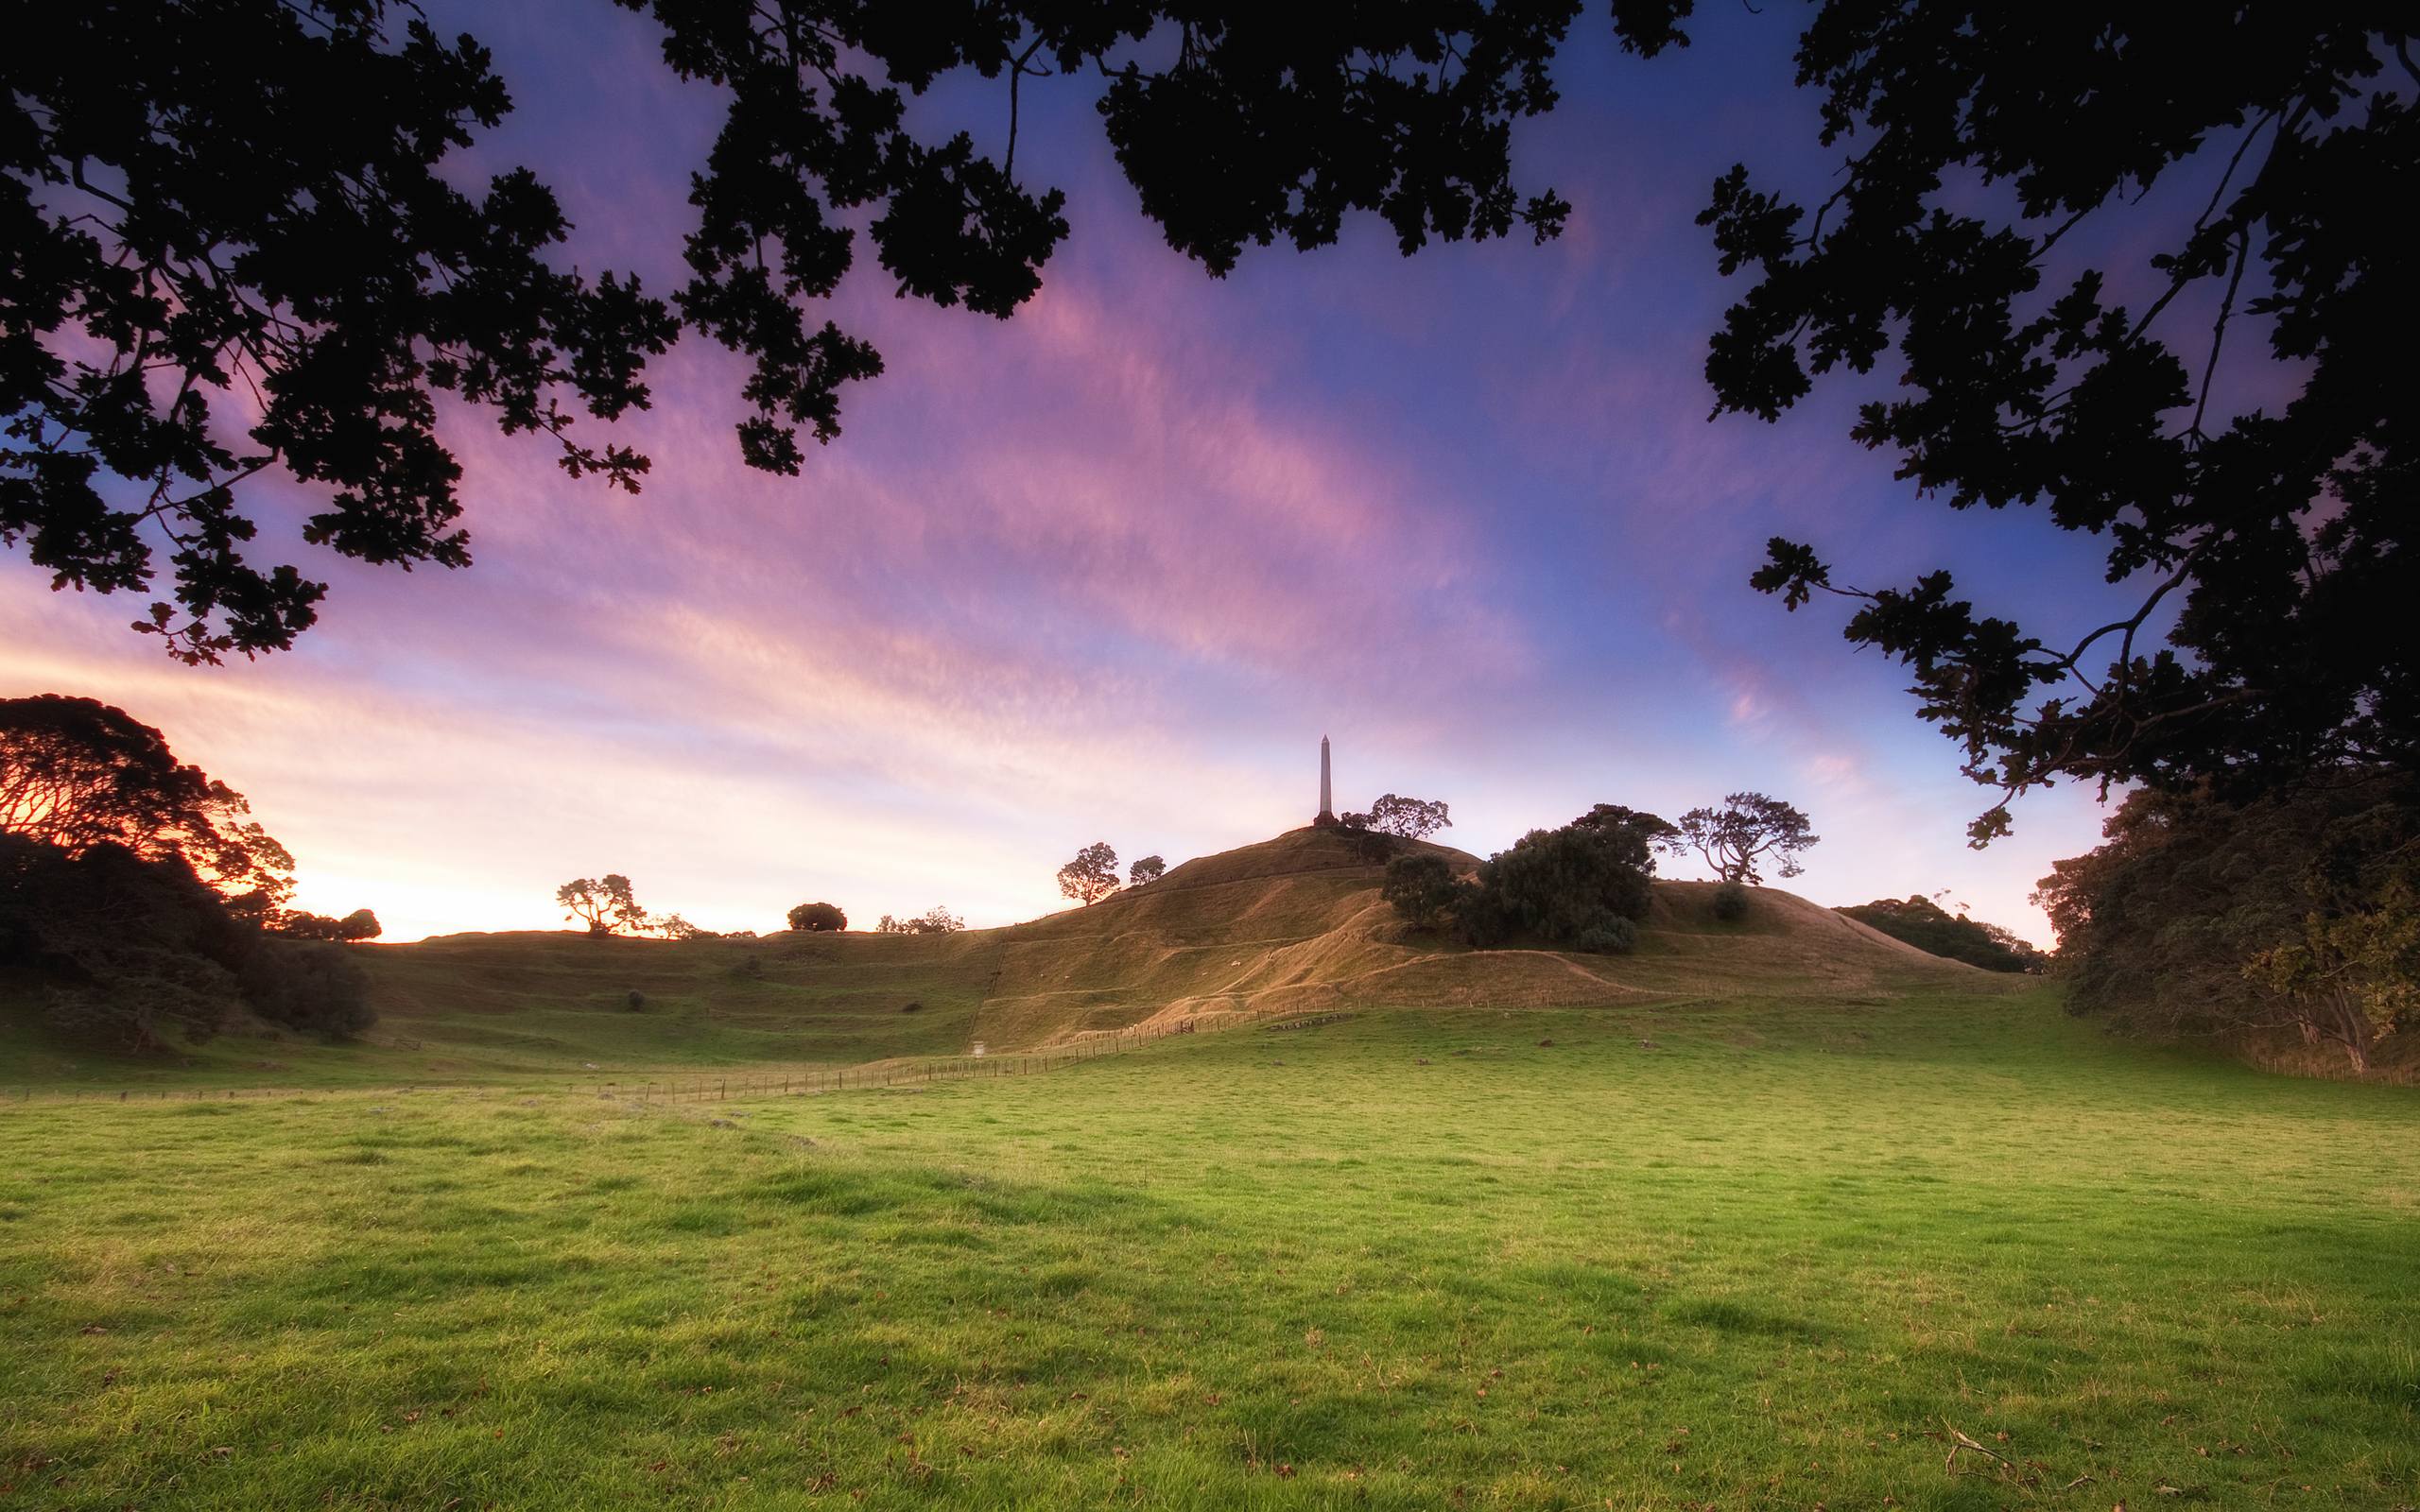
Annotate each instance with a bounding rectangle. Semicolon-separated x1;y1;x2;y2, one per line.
7;1;1648;660
1361;794;1451;840
1568;804;1678;873
1127;854;1166;887
1057;841;1120;906
2034;782;2418;1072
0;833;373;1048
1838;895;2046;974
273;907;384;942
1664;793;1817;884
1380;851;1461;933
1719;9;2417;838
558;874;647;936
1387;813;1656;954
1;694;293;909
787;901;847;932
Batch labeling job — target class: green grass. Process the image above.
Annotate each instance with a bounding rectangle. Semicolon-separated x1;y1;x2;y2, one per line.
2;988;2414;1510
0;932;999;1092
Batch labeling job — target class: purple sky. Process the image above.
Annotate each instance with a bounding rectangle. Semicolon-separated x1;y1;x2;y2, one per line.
2;5;2160;943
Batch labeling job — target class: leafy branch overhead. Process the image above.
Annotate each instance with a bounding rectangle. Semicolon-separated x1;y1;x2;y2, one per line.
5;1;1628;662
1719;10;2415;838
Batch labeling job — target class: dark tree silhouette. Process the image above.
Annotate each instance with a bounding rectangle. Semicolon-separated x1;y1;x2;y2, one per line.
558;874;647;936
1057;842;1120;906
1664;794;1818;885
1127;854;1166;887
1568;804;1679;872
8;2;1605;661
787;901;847;932
0;694;292;909
274;907;384;943
1719;9;2418;838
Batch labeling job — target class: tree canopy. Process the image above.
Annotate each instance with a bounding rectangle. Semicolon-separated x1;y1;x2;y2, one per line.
1663;793;1817;885
558;874;648;936
1728;9;2416;838
2033;781;2417;1072
1127;854;1166;887
787;901;847;933
0;694;292;909
0;697;374;1048
1359;795;1452;841
1057;841;1120;906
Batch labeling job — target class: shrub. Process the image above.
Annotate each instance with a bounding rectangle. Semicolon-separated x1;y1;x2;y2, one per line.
625;989;647;1011
1711;881;1750;920
787;902;846;932
1570;915;1638;954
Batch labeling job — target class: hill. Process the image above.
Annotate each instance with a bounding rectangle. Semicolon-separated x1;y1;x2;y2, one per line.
2;827;1993;1089
1836;893;2049;972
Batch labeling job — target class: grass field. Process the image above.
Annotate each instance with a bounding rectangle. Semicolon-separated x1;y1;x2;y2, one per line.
4;986;2414;1510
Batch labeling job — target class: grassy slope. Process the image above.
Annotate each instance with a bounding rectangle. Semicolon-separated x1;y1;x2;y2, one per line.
3;988;2414;1510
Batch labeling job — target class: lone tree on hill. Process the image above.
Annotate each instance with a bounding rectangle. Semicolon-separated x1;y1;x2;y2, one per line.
1362;795;1452;841
1665;795;1819;885
1128;855;1167;887
787;901;846;932
558;874;648;936
1058;842;1120;906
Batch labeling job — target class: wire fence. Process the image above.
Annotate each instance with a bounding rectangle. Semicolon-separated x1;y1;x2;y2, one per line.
0;1008;1356;1109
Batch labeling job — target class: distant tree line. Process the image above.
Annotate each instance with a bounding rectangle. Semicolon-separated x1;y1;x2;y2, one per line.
1838;896;2047;974
876;907;963;936
0;695;379;1049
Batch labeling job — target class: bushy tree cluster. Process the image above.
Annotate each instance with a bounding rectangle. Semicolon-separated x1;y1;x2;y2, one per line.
2034;782;2418;1072
1384;804;1668;954
786;901;847;933
1837;895;2047;974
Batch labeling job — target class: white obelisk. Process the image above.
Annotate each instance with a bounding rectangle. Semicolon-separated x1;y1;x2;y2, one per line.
1315;734;1339;826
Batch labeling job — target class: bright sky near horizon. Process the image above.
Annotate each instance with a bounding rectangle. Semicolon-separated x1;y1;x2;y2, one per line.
1;3;2152;945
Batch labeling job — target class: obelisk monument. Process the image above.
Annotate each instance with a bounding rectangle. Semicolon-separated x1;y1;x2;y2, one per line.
1313;734;1340;827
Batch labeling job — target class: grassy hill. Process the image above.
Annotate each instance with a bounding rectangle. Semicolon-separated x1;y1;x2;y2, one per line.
5;826;1992;1091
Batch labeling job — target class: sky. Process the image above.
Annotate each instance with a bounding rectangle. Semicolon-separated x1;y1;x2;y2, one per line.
1;4;2182;944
